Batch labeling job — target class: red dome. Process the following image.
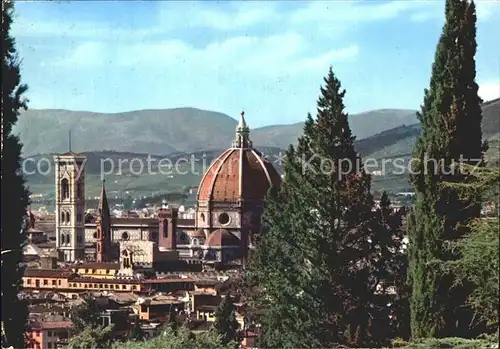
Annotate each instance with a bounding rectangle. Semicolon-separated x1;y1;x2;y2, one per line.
206;229;241;247
197;147;281;202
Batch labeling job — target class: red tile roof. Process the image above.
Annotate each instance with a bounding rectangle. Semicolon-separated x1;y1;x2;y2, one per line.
24;268;74;278
206;229;240;247
197;148;280;202
73;262;120;270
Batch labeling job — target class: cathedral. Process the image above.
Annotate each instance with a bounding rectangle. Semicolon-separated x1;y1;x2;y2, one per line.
54;112;281;267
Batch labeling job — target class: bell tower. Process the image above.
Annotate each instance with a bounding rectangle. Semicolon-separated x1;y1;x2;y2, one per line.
96;180;111;262
54;151;86;262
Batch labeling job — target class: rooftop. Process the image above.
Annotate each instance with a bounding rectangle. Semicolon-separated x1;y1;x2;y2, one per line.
24;268;75;278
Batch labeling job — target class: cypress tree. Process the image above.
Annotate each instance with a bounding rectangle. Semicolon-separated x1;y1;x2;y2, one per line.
1;1;30;348
213;295;239;346
408;0;485;339
249;67;393;348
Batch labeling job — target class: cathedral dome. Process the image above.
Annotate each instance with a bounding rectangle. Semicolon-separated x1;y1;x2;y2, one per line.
197;112;281;202
206;229;240;247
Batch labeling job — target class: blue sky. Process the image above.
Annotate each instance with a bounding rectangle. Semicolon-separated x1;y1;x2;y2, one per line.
12;0;500;127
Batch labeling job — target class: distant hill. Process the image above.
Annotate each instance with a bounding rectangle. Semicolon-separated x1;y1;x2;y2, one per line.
15;107;418;156
357;98;500;159
22;98;499;197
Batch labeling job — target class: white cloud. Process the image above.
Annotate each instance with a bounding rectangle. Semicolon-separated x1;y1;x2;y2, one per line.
475;0;500;20
289;45;360;72
290;1;434;24
159;2;278;31
51;32;357;77
479;81;500;102
53;41;109;67
12;1;278;40
410;0;500;22
11;16;160;41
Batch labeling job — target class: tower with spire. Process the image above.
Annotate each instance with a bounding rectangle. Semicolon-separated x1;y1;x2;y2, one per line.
232;111;252;148
95;180;112;262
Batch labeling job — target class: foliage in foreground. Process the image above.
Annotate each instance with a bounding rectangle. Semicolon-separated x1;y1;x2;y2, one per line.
1;1;30;348
65;326;113;349
248;66;407;348
393;336;499;348
111;327;237;349
213;295;239;345
440;164;500;330
408;0;486;339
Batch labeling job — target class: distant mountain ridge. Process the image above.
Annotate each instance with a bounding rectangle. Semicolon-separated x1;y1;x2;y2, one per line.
15;107;418;156
25;98;498;197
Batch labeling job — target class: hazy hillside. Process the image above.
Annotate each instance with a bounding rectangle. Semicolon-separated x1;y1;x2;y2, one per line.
358;98;499;158
22;99;498;196
15;107;418;156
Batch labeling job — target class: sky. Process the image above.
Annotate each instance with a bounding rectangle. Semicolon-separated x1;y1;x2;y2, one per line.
12;0;500;127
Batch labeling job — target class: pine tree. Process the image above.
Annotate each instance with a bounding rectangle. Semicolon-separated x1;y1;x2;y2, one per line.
249;67;390;348
213;295;239;346
1;2;30;348
408;0;485;339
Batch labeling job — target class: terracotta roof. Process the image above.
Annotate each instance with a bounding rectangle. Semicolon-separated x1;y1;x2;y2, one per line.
42;321;72;329
24;268;74;278
73;262;120;270
30;321;72;330
72;277;140;284
205;229;240;247
188;229;207;238
197;148;281;202
141;278;194;284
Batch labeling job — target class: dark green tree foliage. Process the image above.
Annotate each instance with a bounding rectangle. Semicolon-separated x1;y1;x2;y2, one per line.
249;67;399;348
213;295;239;345
441;165;499;332
1;1;30;348
408;0;485;339
129;319;145;341
111;327;236;349
375;192;411;341
70;294;102;332
65;325;113;349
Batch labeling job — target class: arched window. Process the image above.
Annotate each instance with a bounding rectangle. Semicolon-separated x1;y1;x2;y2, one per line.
65;212;70;223
122;232;129;240
93;231;98;239
61;178;69;200
200;213;205;222
61;212;65;223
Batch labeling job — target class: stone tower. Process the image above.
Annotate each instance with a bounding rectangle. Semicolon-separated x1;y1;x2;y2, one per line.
54;152;86;262
96;180;111;262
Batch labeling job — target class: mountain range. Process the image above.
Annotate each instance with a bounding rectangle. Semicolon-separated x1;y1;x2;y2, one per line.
15;107;420;156
20;98;499;197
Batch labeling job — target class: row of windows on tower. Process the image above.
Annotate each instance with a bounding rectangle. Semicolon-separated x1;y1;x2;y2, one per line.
60;179;83;200
60;212;83;223
60;234;83;245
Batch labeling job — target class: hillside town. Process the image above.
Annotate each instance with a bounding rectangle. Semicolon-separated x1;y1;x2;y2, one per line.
2;1;499;349
21;116;277;348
